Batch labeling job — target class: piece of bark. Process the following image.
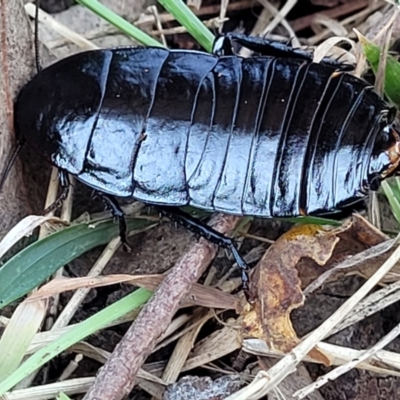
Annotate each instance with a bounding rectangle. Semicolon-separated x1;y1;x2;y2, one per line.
0;1;36;240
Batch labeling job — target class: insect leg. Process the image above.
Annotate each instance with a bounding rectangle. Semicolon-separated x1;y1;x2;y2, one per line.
43;170;70;215
98;193;131;252
213;32;312;59
159;207;251;299
213;32;354;71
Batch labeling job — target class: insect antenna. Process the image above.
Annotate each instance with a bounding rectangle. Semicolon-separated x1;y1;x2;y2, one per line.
0;139;26;192
34;0;41;72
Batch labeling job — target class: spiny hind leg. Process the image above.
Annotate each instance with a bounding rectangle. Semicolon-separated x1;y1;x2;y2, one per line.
159;206;252;301
213;32;353;71
43;169;70;215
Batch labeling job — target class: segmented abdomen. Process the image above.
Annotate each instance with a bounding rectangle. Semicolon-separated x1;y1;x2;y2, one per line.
18;47;386;217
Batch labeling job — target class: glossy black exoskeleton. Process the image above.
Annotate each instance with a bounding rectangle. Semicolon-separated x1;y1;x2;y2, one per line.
13;33;400;297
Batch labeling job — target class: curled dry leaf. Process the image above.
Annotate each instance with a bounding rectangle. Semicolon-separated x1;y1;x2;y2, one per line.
299;214;399;292
242;214;399;356
242;223;341;354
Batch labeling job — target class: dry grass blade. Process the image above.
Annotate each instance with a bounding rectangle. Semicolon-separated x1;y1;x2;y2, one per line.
26;274;237;310
260;0;298;36
304;237;398;295
58;353;83;381
0;215;63;259
0;299;47;380
70;342;168;384
218;0;229;33
247;0;299;49
148;5;167;47
45;173;76;333
313;36;356;63
182;324;242;372
374;8;399;96
24;3;98;50
295;321;400;398
311;13;348;37
38;168;60;240
259;358;324;400
290;0;371;32
243;338;400;375
162;308;212;383
51;236;122;330
330;280;400;335
157;313;194;344
3;377;95;400
154;311;222;354
308;1;386;45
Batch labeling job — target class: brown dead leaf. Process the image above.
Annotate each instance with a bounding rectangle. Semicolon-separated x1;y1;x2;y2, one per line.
242;214;400;356
350;214;388;245
300;214;400;293
242;224;340;353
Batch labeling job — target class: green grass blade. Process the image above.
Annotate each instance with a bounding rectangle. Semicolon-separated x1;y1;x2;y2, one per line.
0;301;45;381
158;0;215;52
279;216;342;226
0;288;152;394
0;217;155;309
57;393;72;400
75;0;163;47
381;178;400;226
358;31;400;107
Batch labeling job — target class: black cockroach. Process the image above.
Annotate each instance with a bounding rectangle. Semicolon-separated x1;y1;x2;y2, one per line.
11;31;400;296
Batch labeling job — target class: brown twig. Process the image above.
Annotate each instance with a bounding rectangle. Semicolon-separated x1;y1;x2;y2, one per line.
82;213;242;400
